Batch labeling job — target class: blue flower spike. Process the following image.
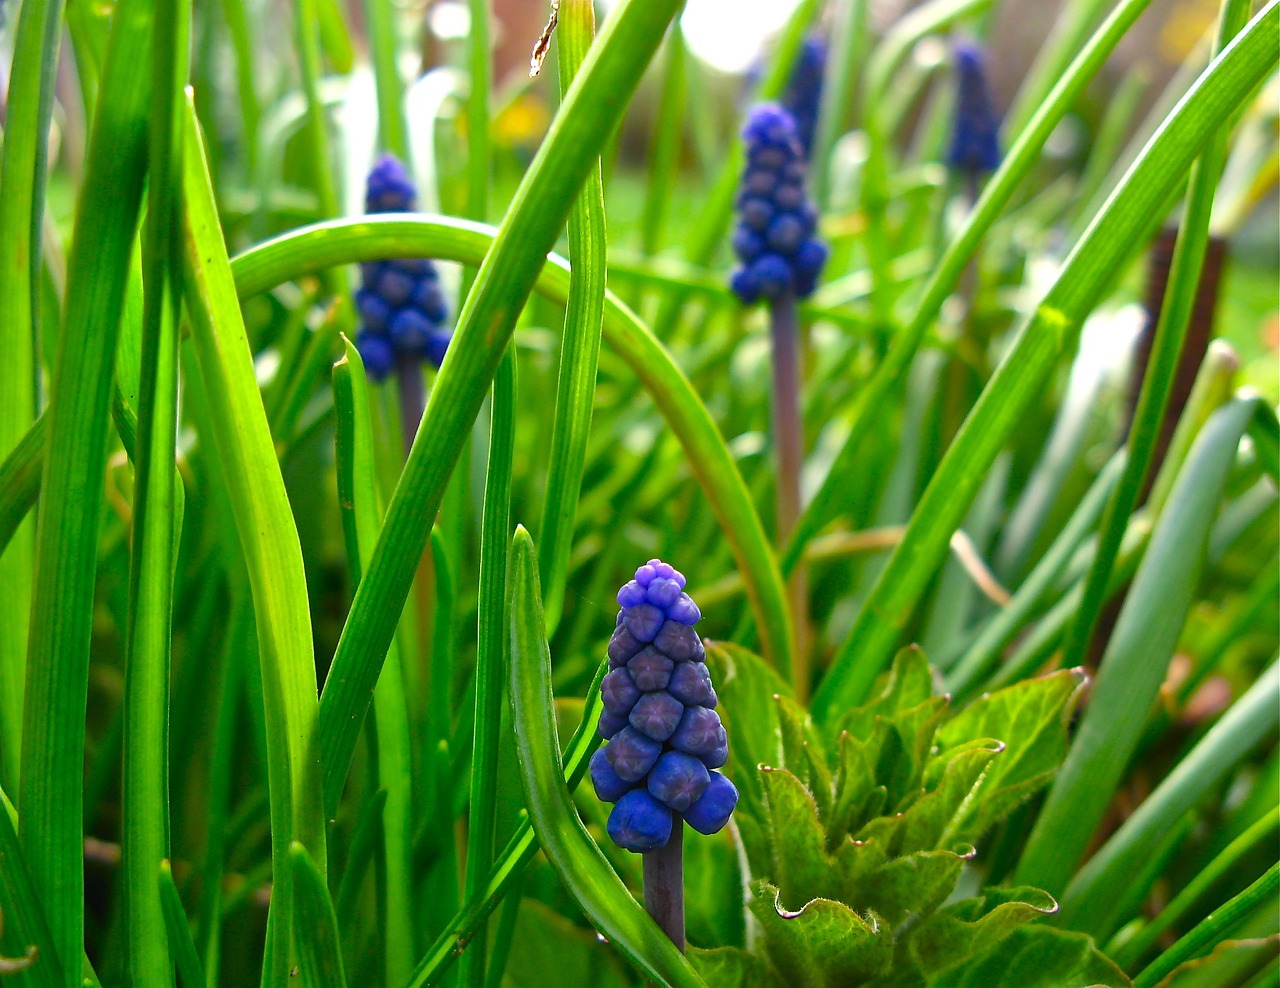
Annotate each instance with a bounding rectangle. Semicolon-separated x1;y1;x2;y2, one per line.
355;154;452;379
947;41;1002;176
592;560;738;854
782;36;827;158
729;105;828;305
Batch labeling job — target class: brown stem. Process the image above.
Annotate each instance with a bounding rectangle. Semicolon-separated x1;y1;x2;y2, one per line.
642;819;684;952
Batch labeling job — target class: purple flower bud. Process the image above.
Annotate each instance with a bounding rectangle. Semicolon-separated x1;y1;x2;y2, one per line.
738;196;773;231
625;603;665;643
653;620;702;662
947;41;1002;175
356;288;391;332
589;747;636;802
766;212;807;254
607;790;673;852
645;577;683;610
597;710;629;741
600;668;640;717
389;308;434;351
605;727;663;782
670;706;725;761
666;662;717;708
647;751;711;812
617;580;646;608
627;647;674;691
684;772;738;835
667;593;701;626
628;691;684;742
607;625;644;666
356;331;395;381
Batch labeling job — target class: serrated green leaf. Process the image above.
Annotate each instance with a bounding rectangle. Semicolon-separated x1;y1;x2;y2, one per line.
775;696;833;819
936;669;1087;838
839;648;936;743
759;767;837;907
928;925;1130;988
900;886;1058;978
830;734;883;842
750;883;894;988
687;946;771;988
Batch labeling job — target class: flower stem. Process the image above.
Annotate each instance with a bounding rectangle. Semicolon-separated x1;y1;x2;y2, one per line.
770;294;809;696
642;819;685;951
396;356;426;458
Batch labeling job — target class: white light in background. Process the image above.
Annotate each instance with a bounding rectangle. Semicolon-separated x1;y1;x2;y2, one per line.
597;0;805;74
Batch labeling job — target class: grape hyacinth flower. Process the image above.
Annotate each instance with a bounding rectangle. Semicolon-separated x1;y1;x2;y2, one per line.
355;155;452;382
947;41;1002;179
729;105;824;689
729;105;827;306
781;36;827;159
592;560;737;949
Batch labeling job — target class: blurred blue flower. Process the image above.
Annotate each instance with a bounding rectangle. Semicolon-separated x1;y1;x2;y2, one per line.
947;41;1002;176
355;155;451;379
730;105;827;304
782;36;827;158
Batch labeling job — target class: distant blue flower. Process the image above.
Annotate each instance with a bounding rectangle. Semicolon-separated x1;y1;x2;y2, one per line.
782;37;827;158
730;105;827;304
594;560;738;853
355;155;451;379
947;41;1002;175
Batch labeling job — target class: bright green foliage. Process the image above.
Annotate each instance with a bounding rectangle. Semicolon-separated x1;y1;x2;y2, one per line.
705;647;1110;986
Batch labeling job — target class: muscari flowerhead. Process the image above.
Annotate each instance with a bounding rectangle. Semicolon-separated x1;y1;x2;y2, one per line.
947;41;1002;176
782;36;826;159
729;104;828;306
591;560;738;853
355;154;451;381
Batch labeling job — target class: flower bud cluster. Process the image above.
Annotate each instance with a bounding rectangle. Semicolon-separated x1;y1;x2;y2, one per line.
355;155;451;380
729;105;827;305
591;560;738;853
947;41;1002;176
781;37;826;158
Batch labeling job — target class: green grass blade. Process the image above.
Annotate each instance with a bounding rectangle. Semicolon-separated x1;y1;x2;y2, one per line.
1247;401;1279;486
1112;807;1280;969
18;0;154;975
538;0;607;633
119;0;188;980
1133;863;1280;988
364;0;408;159
640;22;687;254
459;336;515;988
180;100;326;985
332;340;414;986
506;527;704;987
1058;0;1254;681
1057;658;1280;935
404;660;608;988
289;843;348;988
231;217;790;677
1004;0;1111;137
0;0;64;793
1016;398;1264;896
159;860;207;988
0;414;45;560
294;0;339;219
465;0;490;220
782;0;1157;575
811;0;869;207
809;4;1280;723
0;790;62;986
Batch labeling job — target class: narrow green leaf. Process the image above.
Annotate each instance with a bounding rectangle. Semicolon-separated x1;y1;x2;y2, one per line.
0;0;64;794
120;0;189;979
506;527;704;987
18;0;153;974
782;0;1156;575
1017;398;1261;895
1134;864;1280;988
465;0;490;220
1058;0;1255;682
230;222;789;676
0;790;62;986
460;341;516;988
308;0;687;810
159;860;207;988
332;340;414;986
180;100;326;985
364;0;408;159
0;414;45;561
1058;659;1280;936
538;0;608;633
289;842;348;988
810;4;1280;721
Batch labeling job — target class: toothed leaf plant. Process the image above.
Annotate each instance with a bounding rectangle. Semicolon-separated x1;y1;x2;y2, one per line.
0;0;1276;985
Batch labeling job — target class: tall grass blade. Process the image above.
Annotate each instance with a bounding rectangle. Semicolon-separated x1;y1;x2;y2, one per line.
19;0;154;975
180;100;326;985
